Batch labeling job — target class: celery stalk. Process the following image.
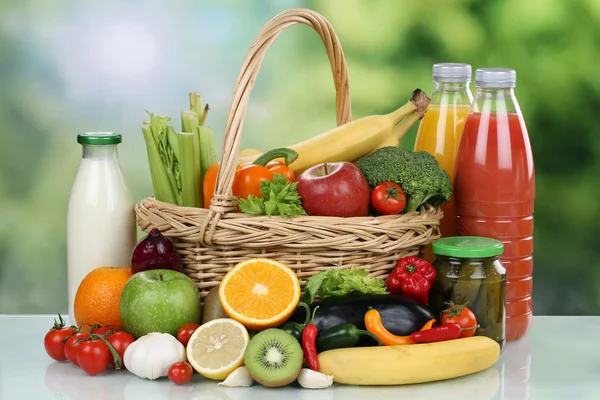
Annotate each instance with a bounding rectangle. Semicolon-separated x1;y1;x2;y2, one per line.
198;104;209;126
198;126;217;179
166;126;182;204
190;92;203;115
190;92;210;126
177;131;202;208
141;123;177;204
181;110;199;133
147;113;182;205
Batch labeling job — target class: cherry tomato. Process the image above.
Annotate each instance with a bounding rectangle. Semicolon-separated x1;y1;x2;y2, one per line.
232;165;275;200
43;315;75;361
64;332;90;366
371;182;406;215
266;161;295;182
441;302;478;338
106;331;136;369
77;339;110;376
168;362;193;385
177;323;200;347
90;324;120;335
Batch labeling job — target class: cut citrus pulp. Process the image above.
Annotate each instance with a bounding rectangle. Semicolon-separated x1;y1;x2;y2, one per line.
186;318;250;380
218;258;301;331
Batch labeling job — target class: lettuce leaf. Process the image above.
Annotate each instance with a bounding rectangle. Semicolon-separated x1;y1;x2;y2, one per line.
302;268;388;304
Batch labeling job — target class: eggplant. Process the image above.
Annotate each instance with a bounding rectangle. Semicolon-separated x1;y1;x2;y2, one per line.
290;294;436;336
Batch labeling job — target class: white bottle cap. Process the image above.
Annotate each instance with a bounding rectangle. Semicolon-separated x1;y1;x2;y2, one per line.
432;63;472;83
476;68;517;88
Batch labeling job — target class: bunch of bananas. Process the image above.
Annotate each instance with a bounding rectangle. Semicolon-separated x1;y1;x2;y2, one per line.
237;89;430;175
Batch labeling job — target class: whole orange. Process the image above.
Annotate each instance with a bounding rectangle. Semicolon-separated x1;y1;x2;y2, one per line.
74;266;132;331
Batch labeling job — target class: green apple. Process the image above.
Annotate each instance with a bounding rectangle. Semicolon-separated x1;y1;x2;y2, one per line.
120;269;201;338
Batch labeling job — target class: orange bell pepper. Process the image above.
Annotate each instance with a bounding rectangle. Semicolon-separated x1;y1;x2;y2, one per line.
202;148;298;208
364;308;435;346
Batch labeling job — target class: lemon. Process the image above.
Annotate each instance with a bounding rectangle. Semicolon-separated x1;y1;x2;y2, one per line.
186;318;250;380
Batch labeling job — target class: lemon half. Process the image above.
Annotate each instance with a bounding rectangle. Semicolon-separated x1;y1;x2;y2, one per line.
186;318;250;380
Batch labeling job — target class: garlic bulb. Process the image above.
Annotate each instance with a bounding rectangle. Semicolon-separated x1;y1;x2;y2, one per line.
297;369;334;389
124;332;186;380
217;366;254;387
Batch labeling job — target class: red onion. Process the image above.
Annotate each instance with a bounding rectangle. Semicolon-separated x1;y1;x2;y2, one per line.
131;229;182;274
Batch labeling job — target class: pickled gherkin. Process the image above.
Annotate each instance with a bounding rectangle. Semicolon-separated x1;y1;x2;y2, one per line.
450;260;482;307
433;258;457;295
430;237;506;351
473;259;506;342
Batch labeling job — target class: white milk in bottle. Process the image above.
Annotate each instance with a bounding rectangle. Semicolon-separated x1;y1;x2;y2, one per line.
67;132;137;323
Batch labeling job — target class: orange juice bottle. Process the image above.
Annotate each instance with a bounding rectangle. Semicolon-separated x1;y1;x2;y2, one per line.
415;63;473;260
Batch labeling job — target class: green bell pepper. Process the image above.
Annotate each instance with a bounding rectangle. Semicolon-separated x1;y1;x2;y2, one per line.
316;322;382;352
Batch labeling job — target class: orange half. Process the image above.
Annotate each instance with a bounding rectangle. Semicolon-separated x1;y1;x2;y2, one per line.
218;258;300;331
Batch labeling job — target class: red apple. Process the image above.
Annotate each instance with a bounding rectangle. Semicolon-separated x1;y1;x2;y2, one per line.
296;162;370;217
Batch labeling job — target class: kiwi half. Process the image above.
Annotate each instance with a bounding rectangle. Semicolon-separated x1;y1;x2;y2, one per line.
244;328;303;387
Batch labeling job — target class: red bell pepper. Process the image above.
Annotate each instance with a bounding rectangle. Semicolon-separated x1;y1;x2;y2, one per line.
386;256;436;304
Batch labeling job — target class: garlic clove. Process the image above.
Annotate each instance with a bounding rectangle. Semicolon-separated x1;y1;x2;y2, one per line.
297;368;334;389
217;366;254;387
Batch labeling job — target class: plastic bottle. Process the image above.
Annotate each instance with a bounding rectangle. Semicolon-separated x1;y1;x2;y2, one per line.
66;132;137;323
414;63;473;260
454;68;535;341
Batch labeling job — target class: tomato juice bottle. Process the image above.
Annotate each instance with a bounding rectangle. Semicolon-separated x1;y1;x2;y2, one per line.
454;68;535;341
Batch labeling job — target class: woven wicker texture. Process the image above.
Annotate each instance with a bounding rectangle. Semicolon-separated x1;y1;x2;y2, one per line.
135;8;443;297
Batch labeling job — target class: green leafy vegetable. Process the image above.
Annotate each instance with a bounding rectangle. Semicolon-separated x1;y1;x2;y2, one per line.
237;174;307;218
302;268;389;304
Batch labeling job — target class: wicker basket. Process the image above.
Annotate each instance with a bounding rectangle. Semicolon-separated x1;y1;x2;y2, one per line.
135;8;443;298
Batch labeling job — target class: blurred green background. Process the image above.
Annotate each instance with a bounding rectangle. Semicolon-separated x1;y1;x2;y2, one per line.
1;0;599;315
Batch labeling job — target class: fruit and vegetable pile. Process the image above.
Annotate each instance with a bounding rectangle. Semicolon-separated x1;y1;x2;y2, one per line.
141;90;451;218
45;230;500;388
45;86;502;388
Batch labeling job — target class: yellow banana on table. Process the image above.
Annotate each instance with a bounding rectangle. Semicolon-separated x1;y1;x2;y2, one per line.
237;89;430;174
317;336;500;386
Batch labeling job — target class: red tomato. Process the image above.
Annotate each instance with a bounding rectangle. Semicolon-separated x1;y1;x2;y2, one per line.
44;315;75;361
371;182;407;215
168;362;193;385
177;323;200;347
441;302;478;338
64;332;90;366
105;331;136;369
77;339;109;376
91;325;120;335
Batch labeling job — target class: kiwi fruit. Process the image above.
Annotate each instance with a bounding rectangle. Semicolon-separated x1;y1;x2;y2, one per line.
243;328;303;387
201;286;228;324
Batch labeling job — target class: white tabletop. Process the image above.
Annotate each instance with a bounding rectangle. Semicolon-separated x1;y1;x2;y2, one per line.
0;315;597;399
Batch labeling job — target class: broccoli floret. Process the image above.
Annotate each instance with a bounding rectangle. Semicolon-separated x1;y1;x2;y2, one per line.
355;146;452;212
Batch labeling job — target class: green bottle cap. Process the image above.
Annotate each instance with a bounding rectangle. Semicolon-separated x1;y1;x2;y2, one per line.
77;132;122;145
432;236;504;258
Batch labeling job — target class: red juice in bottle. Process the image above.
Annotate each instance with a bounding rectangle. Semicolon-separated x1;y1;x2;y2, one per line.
454;68;535;341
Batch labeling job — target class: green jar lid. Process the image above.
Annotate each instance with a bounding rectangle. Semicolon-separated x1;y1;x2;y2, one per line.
77;132;122;145
432;236;504;258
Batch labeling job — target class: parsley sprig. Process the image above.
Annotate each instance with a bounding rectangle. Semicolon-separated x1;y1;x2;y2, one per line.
237;174;307;218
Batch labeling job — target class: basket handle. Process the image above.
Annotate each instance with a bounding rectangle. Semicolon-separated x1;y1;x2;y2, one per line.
211;8;352;213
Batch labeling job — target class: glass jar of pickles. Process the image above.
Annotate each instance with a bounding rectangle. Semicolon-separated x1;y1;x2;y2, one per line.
429;236;507;350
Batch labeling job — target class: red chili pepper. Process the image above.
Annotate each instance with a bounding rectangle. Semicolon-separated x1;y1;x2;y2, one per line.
409;323;464;343
301;306;320;371
386;256;436;304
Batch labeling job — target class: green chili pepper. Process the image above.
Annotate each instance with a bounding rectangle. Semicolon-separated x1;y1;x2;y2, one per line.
279;302;310;342
316;323;382;352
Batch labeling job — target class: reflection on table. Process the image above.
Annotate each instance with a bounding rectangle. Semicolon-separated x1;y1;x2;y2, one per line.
43;338;532;400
